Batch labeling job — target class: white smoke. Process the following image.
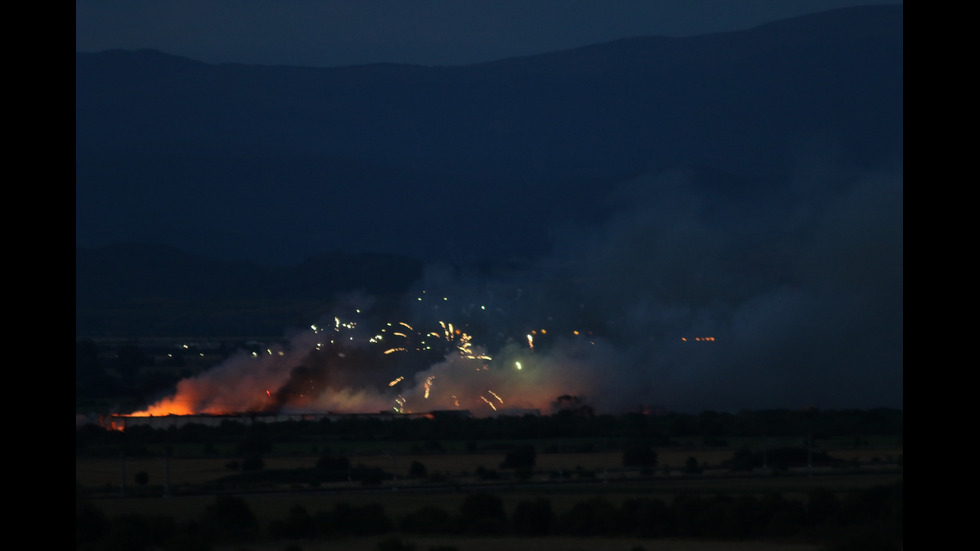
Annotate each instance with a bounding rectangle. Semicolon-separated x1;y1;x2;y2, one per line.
135;162;902;416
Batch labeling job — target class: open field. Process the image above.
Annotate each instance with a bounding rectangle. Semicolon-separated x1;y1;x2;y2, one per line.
209;535;826;551
84;469;904;522
78;442;902;551
77;420;902;550
76;443;902;488
83;471;898;551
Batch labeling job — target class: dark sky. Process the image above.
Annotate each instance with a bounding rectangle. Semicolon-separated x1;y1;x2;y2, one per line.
76;0;901;68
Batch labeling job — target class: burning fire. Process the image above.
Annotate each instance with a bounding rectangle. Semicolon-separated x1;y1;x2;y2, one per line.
123;289;648;419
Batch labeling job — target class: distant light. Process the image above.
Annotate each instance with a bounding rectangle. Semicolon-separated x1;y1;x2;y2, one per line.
515;361;522;370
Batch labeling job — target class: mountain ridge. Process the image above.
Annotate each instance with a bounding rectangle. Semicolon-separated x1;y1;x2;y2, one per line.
76;6;903;339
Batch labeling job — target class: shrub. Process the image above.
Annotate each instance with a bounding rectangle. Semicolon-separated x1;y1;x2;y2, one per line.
500;445;536;469
317;502;394;536
377;536;416;551
409;460;428;478
622;444;658;469
557;497;620;536
269;504;317;539
512;498;554;536
458;493;506;534
399;505;453;534
200;495;258;543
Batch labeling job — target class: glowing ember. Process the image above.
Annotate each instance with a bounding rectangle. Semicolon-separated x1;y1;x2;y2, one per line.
124;293;618;420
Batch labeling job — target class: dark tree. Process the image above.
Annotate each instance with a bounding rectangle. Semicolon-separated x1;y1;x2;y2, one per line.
807;487;841;526
500;444;536;469
409;460;428;478
459;493;507;534
201;495;258;543
269;504;317;539
317;502;393;536
315;453;351;482
75;487;111;548
622;498;672;537
235;437;273;457
399;505;453;534
557;497;620;536
100;514;178;550
376;537;417;551
512;498;554;536
240;454;265;471
622;444;658;469
134;470;149;486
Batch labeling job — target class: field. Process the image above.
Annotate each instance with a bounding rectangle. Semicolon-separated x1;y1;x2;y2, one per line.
209;535;826;551
77;443;902;538
77;413;902;551
76;444;902;498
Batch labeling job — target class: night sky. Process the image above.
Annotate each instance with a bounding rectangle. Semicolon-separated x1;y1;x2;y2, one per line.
76;1;902;414
76;0;899;68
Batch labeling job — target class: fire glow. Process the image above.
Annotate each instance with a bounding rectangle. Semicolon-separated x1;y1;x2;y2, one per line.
126;307;609;419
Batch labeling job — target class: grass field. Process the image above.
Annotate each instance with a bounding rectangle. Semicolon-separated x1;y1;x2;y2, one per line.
209;535;827;551
78;443;901;551
83;469;903;522
75;445;902;491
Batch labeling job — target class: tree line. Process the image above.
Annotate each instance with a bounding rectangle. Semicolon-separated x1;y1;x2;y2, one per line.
77;407;902;456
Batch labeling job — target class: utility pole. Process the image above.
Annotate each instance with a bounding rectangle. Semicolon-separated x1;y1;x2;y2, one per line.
119;450;127;497
163;446;172;497
807;432;813;477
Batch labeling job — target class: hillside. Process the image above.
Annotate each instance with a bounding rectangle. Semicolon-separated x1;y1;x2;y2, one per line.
76;5;903;265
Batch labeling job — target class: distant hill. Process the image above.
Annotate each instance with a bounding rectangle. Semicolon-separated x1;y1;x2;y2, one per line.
76;5;903;265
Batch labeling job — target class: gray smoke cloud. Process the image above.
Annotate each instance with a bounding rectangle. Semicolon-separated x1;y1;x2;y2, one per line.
134;161;902;416
519;163;903;412
390;161;903;413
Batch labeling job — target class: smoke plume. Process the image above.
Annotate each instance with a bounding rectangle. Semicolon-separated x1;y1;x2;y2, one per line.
133;162;903;416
